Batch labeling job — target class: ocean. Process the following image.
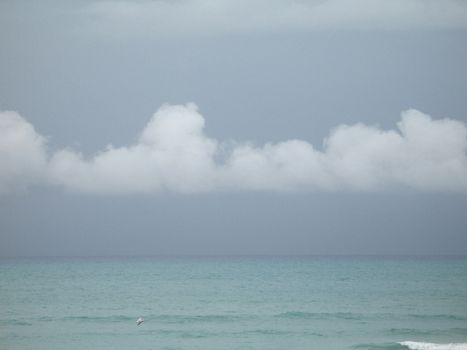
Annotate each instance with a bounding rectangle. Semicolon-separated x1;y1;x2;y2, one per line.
1;256;466;350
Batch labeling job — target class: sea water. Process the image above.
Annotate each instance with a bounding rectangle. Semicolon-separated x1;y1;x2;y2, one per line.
1;256;466;350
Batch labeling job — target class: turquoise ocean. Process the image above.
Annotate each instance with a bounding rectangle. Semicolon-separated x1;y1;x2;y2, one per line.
1;256;466;350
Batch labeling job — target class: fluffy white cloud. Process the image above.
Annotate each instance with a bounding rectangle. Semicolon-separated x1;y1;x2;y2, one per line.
324;110;467;192
49;103;218;194
0;111;47;194
83;0;467;39
1;104;466;195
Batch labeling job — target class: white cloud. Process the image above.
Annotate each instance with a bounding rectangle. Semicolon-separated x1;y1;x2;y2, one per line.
49;103;218;194
324;110;467;192
82;0;467;39
0;111;47;194
1;104;466;195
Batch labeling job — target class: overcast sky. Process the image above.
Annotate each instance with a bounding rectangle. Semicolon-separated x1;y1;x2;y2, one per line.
1;0;467;256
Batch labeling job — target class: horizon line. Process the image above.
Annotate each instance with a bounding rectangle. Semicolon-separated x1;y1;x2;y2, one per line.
1;253;466;259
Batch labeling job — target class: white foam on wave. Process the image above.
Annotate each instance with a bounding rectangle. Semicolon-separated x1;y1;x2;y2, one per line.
400;341;467;350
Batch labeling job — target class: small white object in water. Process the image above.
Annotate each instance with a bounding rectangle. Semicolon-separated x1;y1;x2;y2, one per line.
136;317;144;325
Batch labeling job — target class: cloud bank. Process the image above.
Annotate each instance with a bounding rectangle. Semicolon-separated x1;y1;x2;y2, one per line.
83;0;467;39
1;104;467;195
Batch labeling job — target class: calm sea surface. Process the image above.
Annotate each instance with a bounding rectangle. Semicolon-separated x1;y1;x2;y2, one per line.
1;256;466;350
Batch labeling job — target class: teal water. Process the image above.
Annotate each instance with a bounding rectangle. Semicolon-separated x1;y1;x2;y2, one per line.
1;257;466;350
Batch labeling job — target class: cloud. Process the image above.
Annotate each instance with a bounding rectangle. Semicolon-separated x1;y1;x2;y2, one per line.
48;103;218;194
1;104;467;195
82;0;467;39
0;111;47;194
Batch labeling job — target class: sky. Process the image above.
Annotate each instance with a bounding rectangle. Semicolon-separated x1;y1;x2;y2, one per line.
1;0;467;256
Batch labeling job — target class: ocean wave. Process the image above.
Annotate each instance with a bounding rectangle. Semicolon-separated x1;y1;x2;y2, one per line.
276;312;467;322
0;319;33;326
408;314;467;321
61;315;134;322
140;328;295;338
276;311;360;320
352;342;406;350
55;314;241;324
236;329;295;336
388;328;467;337
400;342;467;350
152;314;241;324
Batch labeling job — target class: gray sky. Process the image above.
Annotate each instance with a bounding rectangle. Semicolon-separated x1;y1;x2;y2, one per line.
1;0;467;256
